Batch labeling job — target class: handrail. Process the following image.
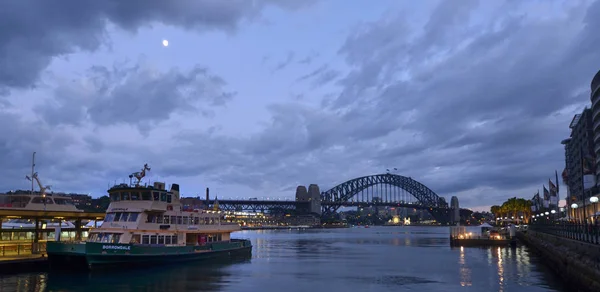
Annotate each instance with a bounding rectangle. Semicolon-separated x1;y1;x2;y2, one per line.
529;223;600;245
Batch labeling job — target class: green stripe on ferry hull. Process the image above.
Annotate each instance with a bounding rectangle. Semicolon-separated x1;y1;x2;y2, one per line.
86;246;251;269
47;240;252;270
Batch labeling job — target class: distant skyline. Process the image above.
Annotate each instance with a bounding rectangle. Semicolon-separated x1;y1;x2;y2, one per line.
2;0;600;211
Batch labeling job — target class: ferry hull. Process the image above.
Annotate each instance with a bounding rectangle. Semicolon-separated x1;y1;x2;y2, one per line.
47;239;252;270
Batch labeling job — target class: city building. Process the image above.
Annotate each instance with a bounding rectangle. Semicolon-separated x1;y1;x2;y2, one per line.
562;108;595;219
590;69;600;184
180;197;207;210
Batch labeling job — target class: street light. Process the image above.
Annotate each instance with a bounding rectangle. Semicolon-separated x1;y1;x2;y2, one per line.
544;211;549;215
572;203;579;223
591;196;599;218
551;210;556;214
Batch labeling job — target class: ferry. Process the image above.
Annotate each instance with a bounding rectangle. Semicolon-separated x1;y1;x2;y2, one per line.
0;171;82;212
46;164;252;270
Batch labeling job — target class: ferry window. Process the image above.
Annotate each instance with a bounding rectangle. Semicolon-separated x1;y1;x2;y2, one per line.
147;214;155;223
88;233;98;242
102;234;113;243
114;213;122;222
165;236;171;244
97;233;105;242
171;216;176;224
163;216;169;224
142;235;149;244
210;218;214;224
167;195;172;203
128;213;139;222
112;234;121;243
120;213;130;222
160;193;167;202
122;192;130;200
104;213;115;222
204;217;209;224
218;234;222;241
10;196;30;208
131;192;140;200
111;193;120;201
150;235;157;245
32;197;53;204
171;235;177;244
142;191;151;200
177;216;182;224
153;192;159;201
183;217;188;225
156;215;163;223
158;235;165;244
54;198;73;205
194;217;199;225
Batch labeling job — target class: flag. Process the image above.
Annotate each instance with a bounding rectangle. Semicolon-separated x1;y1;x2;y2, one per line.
543;186;550;201
549;179;557;196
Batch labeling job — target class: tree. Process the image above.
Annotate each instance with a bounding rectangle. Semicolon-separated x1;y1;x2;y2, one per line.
490;197;532;224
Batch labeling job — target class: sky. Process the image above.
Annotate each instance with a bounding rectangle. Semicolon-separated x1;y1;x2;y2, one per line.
1;0;600;211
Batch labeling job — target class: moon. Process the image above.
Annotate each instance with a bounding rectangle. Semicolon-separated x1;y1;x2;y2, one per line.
162;39;169;47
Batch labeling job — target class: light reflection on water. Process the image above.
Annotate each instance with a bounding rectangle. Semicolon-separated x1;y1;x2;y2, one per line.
0;226;568;292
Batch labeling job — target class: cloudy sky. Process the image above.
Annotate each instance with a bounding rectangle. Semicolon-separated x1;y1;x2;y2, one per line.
1;0;599;211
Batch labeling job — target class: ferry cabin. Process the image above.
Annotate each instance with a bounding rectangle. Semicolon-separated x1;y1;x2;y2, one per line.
87;182;239;247
0;194;82;212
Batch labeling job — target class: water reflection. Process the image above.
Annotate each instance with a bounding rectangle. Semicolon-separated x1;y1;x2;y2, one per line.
459;246;472;287
0;227;568;292
0;273;47;292
44;257;251;292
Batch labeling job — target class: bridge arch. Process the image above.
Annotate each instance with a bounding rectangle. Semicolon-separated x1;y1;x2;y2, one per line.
320;173;450;223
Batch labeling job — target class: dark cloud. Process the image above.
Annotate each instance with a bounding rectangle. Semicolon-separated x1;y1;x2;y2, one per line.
272;51;296;72
2;0;600;210
36;61;235;132
174;0;600;206
322;0;600;203
296;64;341;89
0;0;315;93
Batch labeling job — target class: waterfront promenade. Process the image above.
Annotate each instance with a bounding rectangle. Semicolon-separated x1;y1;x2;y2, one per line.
522;223;600;292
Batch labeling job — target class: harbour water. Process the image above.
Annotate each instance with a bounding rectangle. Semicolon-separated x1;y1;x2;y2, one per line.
1;226;568;292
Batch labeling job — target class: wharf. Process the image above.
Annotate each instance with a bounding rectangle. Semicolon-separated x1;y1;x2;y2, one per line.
450;237;517;247
449;225;517;247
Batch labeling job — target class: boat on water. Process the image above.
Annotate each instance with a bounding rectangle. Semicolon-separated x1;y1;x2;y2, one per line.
46;164;252;270
0;169;82;213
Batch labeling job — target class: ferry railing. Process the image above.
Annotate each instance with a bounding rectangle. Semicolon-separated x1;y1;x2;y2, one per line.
529;222;600;245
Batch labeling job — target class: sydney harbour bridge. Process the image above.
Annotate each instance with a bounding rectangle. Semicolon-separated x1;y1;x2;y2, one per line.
206;173;459;225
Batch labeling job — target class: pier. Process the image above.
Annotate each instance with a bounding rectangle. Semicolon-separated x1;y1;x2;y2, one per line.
521;223;600;292
0;209;105;271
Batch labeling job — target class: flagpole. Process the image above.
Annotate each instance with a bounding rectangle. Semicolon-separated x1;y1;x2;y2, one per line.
31;152;36;194
581;145;588;227
556;170;560;206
